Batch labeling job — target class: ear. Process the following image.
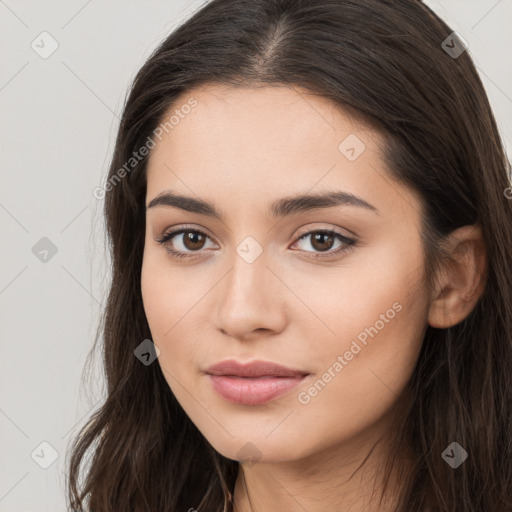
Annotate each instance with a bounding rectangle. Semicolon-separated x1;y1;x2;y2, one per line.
428;224;487;329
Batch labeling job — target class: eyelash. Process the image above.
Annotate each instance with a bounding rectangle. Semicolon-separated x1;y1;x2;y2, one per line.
155;224;357;261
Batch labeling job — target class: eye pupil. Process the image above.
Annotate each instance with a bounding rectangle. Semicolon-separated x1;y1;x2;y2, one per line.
184;230;205;250
311;232;334;252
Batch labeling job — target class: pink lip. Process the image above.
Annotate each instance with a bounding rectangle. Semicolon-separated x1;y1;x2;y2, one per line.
207;375;307;405
204;359;309;405
205;359;308;378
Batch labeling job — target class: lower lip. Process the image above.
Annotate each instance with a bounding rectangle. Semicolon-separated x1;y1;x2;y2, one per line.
207;374;307;405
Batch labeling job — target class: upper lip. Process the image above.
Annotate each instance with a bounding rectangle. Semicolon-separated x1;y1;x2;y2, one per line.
205;359;309;378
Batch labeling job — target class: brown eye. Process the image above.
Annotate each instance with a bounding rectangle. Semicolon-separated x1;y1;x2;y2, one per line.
156;227;215;259
156;226;356;261
310;232;335;252
182;230;207;251
292;229;357;260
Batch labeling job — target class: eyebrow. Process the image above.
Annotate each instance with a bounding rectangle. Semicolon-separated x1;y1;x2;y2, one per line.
146;189;379;219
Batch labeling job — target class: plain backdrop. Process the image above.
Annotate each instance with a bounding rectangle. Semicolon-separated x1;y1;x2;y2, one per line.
1;1;511;510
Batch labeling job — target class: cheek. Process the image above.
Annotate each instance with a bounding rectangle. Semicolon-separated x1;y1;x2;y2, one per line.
141;249;186;357
141;254;167;334
283;238;425;349
140;251;207;376
141;243;191;332
294;246;428;420
289;294;426;458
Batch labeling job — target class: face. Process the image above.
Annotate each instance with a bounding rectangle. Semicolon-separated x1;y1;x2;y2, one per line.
141;83;430;464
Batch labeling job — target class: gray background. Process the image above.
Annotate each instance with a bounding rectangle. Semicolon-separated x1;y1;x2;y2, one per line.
1;1;511;510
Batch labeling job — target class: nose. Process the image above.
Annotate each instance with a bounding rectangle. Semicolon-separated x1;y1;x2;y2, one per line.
213;246;287;341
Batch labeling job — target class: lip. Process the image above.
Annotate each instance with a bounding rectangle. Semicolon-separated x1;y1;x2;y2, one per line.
204;359;310;405
205;359;309;378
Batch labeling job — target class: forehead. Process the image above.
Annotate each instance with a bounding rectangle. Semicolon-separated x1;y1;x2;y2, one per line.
147;83;378;182
145;83;423;229
153;82;369;152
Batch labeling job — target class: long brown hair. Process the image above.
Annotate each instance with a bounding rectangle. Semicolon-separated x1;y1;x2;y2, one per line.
66;1;512;510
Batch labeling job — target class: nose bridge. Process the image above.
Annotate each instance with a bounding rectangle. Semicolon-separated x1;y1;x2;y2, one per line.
214;235;285;336
223;237;271;307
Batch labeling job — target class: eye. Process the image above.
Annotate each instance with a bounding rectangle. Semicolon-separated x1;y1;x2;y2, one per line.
290;229;357;259
155;226;216;259
155;225;357;260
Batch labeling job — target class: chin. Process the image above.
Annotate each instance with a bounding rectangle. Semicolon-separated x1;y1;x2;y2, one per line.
204;431;308;465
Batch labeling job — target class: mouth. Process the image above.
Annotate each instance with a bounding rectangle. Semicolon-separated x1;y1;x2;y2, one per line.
204;359;310;405
206;374;308;405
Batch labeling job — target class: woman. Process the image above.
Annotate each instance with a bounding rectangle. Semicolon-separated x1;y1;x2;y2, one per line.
66;0;512;510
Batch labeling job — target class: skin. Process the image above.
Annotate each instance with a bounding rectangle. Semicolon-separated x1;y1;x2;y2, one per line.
141;83;487;512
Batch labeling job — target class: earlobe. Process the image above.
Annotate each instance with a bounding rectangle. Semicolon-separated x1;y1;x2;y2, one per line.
427;224;487;329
